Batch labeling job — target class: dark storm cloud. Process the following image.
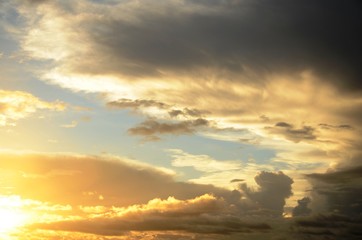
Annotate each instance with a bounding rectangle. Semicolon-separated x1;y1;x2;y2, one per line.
128;118;209;140
266;122;316;143
306;165;362;216
292;197;312;217
240;171;293;216
293;214;362;240
72;0;362;91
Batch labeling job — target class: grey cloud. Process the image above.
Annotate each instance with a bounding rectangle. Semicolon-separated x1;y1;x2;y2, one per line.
60;0;362;91
107;98;206;119
267;122;316;143
169;108;206;118
240;171;293;216
318;123;353;130
292;197;312;217
107;98;168;110
24;0;49;4
168;109;183;118
275;122;293;128
230;179;244;183
306;166;362;216
128;118;209;140
293;214;362;240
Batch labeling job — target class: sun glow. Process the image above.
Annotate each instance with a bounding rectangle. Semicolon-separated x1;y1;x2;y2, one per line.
0;209;28;233
0;196;31;234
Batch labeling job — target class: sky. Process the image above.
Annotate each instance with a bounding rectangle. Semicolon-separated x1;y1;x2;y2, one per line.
0;0;361;239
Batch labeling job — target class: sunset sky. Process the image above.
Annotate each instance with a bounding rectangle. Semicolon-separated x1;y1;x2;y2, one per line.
0;0;361;239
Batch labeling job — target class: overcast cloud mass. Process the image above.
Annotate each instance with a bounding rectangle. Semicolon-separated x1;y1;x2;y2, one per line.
0;0;361;239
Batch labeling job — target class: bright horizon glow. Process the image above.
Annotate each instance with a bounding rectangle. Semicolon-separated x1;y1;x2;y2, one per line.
0;196;33;237
0;208;28;233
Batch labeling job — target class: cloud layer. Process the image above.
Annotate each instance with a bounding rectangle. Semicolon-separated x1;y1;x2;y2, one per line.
0;152;229;207
12;0;361;163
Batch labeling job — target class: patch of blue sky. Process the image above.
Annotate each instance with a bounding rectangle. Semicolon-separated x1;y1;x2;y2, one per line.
161;134;276;164
0;1;25;51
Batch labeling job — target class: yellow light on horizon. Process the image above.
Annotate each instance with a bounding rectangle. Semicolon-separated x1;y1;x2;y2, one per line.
0;196;31;236
0;208;28;233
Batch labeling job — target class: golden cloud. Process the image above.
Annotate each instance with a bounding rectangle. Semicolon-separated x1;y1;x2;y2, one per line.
0;90;66;126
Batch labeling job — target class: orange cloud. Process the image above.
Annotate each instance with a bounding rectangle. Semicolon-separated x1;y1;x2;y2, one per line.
0;152;229;207
31;194;270;236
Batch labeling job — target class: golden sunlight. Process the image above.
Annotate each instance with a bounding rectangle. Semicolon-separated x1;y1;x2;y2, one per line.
0;209;28;233
0;196;30;234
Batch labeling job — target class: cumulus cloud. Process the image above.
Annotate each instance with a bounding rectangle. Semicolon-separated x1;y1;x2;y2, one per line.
241;171;293;216
0;151;302;238
0;151;313;239
306;165;362;216
32;194;271;236
0;89;66;126
15;165;299;238
292;197;312;217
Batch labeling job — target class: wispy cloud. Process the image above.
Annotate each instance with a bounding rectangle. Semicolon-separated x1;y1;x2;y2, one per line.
60;120;77;128
0;90;66;126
